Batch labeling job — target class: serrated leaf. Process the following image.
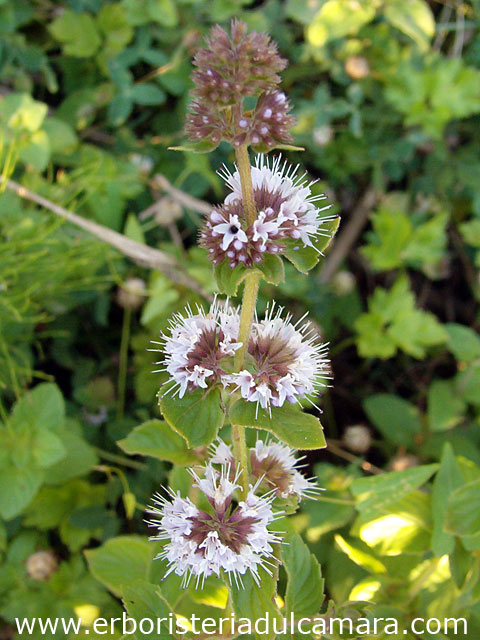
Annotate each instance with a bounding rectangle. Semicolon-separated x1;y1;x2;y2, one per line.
230;400;326;450
85;536;154;597
282;533;324;616
122;580;174;640
445;479;480;538
363;393;421;447
283;217;340;274
214;260;248;296
118;419;198;464
229;568;282;640
431;443;464;556
159;386;225;447
384;0;435;51
350;464;439;520
427;379;465;432
445;323;480;362
257;253;285;285
169;140;219;153
335;534;387;574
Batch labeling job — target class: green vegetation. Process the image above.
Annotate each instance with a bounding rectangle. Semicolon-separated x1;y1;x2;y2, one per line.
1;1;480;639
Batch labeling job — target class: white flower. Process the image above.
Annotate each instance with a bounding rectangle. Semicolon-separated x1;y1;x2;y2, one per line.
252;439;322;500
229;302;330;412
210;438;322;502
147;464;282;589
252;209;281;247
212;213;248;251
219;155;335;250
150;298;241;398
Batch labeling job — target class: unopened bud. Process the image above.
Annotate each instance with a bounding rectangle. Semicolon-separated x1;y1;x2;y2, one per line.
389;454;419;471
332;271;356;296
343;425;372;454
154;196;183;226
313;125;334;147
345;56;370;80
26;550;57;581
116;278;146;310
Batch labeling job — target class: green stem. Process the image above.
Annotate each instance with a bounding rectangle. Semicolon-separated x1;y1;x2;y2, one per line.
116;306;131;420
234;145;256;227
230;144;260;497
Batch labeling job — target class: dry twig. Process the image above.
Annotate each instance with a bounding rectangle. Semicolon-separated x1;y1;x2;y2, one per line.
2;177;212;301
319;187;379;284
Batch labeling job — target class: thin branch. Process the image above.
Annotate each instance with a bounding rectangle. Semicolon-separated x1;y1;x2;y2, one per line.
152;173;213;216
319;187;379;284
2;177;212;301
326;439;383;474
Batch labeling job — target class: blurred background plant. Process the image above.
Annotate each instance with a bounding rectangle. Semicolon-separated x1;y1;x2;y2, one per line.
1;1;480;639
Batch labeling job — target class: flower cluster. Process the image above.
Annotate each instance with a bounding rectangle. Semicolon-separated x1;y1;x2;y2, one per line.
147;464;281;589
151;299;241;398
185;20;295;151
200;155;335;269
211;439;321;501
152;300;329;412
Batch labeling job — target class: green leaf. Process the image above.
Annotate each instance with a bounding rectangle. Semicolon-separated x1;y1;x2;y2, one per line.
1;93;47;132
49;10;101;57
214;261;248;296
34;429;66;469
12;382;65;432
230;401;326;450
18;130;50;171
307;0;376;47
146;0;179;27
124;212;145;244
159;386;225;448
384;0;435;51
283;243;319;274
108;93;133;126
445;479;480;538
427;379;465;432
283;217;340;274
335;534;387;574
363;393;421;447
122;580;174;639
85;535;154;597
43;117;78;154
118;419;198;464
445;323;480;362
169;140;219;153
257;254;285;285
431;444;464;556
0;466;43;520
355;276;447;359
350;464;439;520
282;533;324;616
131;83;166;106
229;568;282;640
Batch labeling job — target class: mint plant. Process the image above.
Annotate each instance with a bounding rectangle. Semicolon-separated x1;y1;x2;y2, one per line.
146;19;338;604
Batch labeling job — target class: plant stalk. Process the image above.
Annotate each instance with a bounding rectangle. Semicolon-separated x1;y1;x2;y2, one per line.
116;306;131;420
231;144;260;496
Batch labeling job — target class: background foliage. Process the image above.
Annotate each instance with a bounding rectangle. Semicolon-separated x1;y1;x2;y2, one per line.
1;1;480;639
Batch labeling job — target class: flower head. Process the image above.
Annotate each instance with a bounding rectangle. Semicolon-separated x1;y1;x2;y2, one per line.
211;438;322;502
150;298;241;398
201;155;336;269
185;21;295;151
228;302;330;412
147;464;281;589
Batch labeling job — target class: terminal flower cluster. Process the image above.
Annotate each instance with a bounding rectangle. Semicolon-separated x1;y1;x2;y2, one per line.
185;19;295;151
